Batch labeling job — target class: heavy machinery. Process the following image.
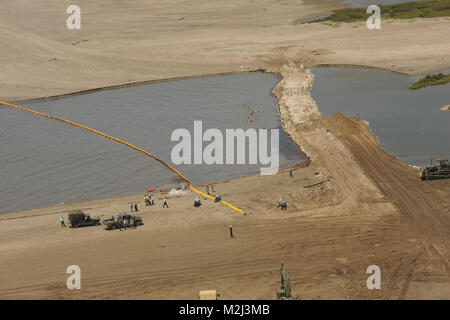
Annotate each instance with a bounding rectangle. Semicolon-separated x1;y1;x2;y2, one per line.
420;158;450;180
276;264;298;300
68;210;101;228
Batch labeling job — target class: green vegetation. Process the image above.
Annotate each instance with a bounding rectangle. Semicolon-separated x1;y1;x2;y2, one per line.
410;73;450;90
310;0;450;23
69;209;85;215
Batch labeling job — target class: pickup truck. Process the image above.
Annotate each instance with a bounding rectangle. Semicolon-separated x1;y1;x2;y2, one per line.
102;213;143;230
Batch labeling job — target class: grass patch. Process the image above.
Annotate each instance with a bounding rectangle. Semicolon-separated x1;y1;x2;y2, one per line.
310;0;450;23
410;73;450;89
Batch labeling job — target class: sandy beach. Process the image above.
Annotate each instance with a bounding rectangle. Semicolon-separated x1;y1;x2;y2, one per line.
1;0;449;299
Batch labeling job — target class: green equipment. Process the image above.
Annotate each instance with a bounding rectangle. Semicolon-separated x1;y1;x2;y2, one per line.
68;210;101;228
420;158;450;180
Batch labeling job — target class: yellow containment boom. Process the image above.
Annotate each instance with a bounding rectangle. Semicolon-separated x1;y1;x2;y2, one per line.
0;100;243;213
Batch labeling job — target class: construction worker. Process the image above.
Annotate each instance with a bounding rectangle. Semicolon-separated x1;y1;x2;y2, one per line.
163;198;169;208
229;225;234;238
290;170;293;179
59;217;65;227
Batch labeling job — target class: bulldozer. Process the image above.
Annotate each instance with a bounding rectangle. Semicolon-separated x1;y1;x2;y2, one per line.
420;158;450;180
276;264;299;300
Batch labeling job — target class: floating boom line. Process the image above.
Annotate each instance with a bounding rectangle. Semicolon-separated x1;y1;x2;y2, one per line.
0;100;243;213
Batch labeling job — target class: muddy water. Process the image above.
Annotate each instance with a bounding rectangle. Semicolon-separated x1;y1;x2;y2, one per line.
0;73;306;213
311;67;450;167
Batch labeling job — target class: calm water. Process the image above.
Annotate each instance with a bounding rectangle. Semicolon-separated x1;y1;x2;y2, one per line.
311;67;450;166
0;73;306;213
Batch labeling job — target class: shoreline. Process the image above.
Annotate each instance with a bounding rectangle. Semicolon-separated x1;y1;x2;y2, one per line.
1;61;403;216
10;72;243;104
6;64;428;105
0;163;307;217
2;62;446;217
1;70;309;215
313;63;411;76
0;64;325;221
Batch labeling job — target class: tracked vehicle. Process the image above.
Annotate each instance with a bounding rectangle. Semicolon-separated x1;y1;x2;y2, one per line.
420;158;450;180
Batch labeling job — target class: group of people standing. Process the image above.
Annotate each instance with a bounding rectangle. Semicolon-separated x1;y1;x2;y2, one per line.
144;194;155;206
115;215;136;231
130;201;139;212
144;193;169;208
